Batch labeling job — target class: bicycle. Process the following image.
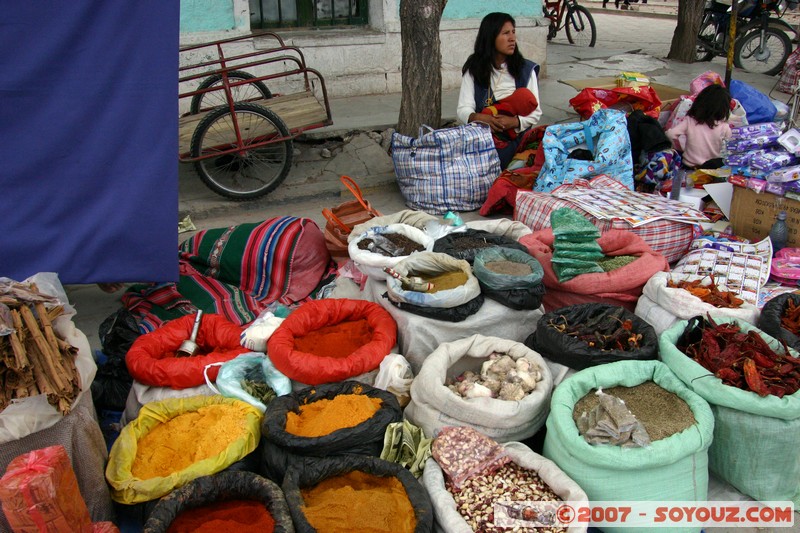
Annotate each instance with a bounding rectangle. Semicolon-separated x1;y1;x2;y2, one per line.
542;0;597;47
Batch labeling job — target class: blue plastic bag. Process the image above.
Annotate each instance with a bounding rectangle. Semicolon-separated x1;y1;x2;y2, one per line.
730;79;777;124
537;109;633;192
205;352;292;412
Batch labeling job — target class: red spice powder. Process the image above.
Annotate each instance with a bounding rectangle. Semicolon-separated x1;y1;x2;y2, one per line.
293;319;373;358
166;500;275;533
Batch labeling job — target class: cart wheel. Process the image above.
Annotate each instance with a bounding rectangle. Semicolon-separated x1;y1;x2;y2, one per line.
190;102;293;200
189;70;272;114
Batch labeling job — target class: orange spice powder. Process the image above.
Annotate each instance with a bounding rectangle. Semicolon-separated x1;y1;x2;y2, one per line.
293;319;373;358
285;394;382;437
132;404;248;480
301;470;416;533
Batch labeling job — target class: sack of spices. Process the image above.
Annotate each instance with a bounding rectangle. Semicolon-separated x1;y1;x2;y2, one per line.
432;228;528;264
267;299;397;386
0;445;93;533
142;471;294;533
520;228;669;312
106;396;262;504
527;303;659;371
543;360;714;533
660;318;800;505
348;224;434;280
385;252;481;309
405;335;553;442
636;272;759;335
282;454;433;533
758;293;800;352
473;247;546;310
423;439;588;533
126;313;249;389
261;381;402;483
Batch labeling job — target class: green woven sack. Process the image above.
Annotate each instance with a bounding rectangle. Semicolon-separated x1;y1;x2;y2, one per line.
543;359;714;533
660;318;800;505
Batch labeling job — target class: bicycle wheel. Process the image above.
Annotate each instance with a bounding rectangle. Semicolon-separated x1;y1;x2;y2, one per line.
565;5;596;47
695;20;716;62
189;70;272;115
734;27;791;76
190;102;293;200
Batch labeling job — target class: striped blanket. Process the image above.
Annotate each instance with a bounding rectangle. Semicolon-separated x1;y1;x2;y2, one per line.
122;217;333;333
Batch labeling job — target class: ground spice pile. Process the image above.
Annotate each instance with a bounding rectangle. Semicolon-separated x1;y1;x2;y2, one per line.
416;270;468;292
485;260;532;276
293;319;373;358
301;470;416;533
132;404;248;479
167;500;275;533
357;233;424;256
285;393;382;437
573;381;696;441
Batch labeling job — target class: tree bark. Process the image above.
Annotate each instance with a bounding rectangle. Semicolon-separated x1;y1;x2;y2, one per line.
667;0;707;62
397;0;448;137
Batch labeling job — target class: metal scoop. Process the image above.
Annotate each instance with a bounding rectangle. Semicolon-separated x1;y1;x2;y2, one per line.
177;310;203;357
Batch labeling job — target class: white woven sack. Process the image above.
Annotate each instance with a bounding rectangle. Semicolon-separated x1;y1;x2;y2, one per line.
635;293;681;335
386;252;480;308
405;334;554;442
640;272;760;334
348;223;434;280
349;209;438;242
423;441;588;533
466;218;533;240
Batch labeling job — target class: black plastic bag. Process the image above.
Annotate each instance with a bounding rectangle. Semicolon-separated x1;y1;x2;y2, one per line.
433;229;527;263
99;308;142;357
384;292;485;322
482;282;546;310
261;381;402;483
758;293;800;351
282;455;433;533
91;354;133;411
143;471;294;533
526;303;659;370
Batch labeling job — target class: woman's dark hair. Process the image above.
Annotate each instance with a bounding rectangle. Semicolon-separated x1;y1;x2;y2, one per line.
462;12;525;88
687;84;731;128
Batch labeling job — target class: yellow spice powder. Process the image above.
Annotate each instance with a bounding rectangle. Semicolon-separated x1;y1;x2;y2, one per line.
132;404;248;480
301;470;416;533
285;394;382;438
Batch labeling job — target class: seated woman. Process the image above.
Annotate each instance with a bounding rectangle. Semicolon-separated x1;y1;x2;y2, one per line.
457;12;543;169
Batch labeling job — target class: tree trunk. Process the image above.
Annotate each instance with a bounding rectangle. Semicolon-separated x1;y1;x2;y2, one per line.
667;0;706;62
397;0;448;137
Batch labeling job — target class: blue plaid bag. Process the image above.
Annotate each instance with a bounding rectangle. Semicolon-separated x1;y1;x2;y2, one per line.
391;123;501;214
536;109;633;192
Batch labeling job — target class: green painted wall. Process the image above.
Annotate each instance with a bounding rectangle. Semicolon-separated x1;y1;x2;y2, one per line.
443;0;541;20
181;0;236;32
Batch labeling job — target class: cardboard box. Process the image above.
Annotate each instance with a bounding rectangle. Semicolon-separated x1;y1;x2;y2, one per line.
729;185;800;246
559;77;689;107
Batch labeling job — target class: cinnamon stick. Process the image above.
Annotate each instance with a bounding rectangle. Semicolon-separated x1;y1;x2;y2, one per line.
17;305;69;394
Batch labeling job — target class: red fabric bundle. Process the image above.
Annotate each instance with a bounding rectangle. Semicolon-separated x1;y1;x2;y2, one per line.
521;228;669;312
268;299;397;385
569;86;662;120
126;313;249;389
480;87;539;147
0;445;92;533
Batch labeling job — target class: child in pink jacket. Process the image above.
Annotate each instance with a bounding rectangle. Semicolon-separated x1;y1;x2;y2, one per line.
666;84;732;169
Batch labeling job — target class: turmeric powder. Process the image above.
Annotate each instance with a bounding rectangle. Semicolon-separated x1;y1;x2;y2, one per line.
301;470;416;533
132;404;249;480
417;270;468;292
285;394;382;437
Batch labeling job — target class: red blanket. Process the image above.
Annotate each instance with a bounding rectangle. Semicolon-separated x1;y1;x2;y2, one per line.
481;87;539;148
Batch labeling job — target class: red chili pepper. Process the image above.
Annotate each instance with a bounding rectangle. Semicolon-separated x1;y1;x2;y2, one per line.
743;358;769;397
715;367;740;383
752;352;776;369
769;386;787;399
779;363;796;375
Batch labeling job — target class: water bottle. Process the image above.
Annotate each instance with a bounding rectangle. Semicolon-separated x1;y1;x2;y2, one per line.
769;210;789;255
670;167;687;200
720;137;729;165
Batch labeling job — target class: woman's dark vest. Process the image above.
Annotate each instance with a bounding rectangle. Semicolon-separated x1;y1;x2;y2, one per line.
473;59;540;111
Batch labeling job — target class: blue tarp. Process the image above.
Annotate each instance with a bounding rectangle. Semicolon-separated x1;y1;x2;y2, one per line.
0;1;179;284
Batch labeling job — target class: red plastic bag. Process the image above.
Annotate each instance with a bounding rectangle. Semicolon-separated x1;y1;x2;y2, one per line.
569;86;662;120
126;313;249;389
267;298;397;385
0;445;92;533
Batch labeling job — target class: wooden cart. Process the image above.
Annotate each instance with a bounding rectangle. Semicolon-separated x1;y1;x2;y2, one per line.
179;32;332;199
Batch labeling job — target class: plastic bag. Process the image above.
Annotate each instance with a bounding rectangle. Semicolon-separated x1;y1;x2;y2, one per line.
205;353;292;412
432;229;527;264
348;224;435;281
373;353;414;406
240;311;284;352
473;247;546;310
730;79;777;124
99;308;142;357
430;426;511;489
758;293;800;352
689;70;723;95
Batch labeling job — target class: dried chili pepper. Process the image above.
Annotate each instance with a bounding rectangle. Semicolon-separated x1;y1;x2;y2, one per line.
667;276;744;309
743;358;769;397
